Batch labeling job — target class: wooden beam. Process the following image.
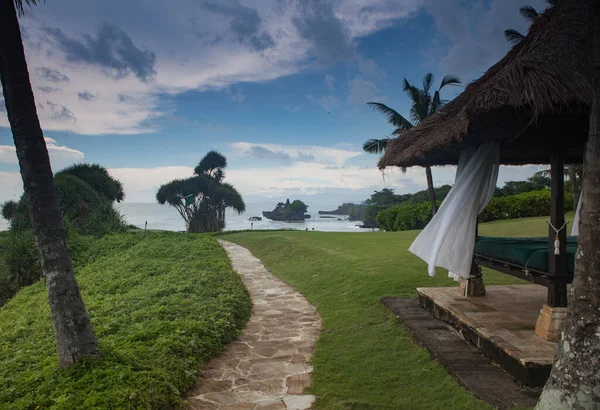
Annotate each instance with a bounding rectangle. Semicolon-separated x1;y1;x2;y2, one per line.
548;153;569;307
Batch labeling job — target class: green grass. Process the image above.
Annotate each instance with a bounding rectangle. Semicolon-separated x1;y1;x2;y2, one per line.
223;213;574;409
0;232;251;409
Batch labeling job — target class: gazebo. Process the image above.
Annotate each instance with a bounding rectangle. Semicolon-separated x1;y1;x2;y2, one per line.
379;0;592;343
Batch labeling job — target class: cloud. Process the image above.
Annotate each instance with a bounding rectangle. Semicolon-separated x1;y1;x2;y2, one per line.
42;101;76;122
246;145;291;162
38;86;61;93
226;87;246;102
358;58;387;78
318;95;341;112
78;91;97;101
424;0;547;76
44;23;157;81
230;142;362;167
347;76;384;104
323;74;335;90
202;1;275;52
36;67;69;83
0;137;84;171
291;0;355;64
0;172;23;205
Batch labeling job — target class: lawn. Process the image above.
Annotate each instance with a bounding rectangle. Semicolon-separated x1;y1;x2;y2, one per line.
223;213;574;409
0;232;251;409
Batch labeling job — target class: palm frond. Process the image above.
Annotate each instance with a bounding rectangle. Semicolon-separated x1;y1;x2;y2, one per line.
195;151;227;176
363;139;388;154
439;75;461;90
422;73;434;95
430;91;441;116
520;5;539;22
366;102;413;129
13;0;41;16
504;29;525;45
216;183;246;214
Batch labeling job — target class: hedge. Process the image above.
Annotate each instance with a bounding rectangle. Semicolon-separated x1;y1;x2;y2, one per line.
376;189;574;232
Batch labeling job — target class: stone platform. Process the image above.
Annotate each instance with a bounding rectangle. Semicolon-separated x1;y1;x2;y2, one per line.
417;285;558;387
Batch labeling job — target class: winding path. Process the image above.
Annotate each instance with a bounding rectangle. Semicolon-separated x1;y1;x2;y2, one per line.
186;240;321;410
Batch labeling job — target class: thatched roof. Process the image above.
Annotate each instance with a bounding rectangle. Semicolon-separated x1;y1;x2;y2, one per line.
379;0;594;169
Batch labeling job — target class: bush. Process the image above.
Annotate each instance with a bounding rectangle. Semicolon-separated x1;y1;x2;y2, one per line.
376;202;438;231
0;232;252;409
376;189;573;232
479;189;573;222
364;205;391;228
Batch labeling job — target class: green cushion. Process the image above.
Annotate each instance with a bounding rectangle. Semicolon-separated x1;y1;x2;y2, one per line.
475;236;577;275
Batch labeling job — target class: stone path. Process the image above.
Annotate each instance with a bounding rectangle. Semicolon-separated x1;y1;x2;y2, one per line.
186;240;321;410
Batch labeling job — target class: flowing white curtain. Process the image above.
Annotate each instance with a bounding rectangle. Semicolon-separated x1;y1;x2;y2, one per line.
571;191;582;236
409;143;500;280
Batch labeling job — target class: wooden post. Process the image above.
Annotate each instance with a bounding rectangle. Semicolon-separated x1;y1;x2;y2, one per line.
548;153;568;308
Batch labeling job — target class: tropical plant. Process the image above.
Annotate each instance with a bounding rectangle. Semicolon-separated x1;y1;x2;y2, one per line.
365;73;461;215
156;151;245;233
56;163;125;203
0;0;98;367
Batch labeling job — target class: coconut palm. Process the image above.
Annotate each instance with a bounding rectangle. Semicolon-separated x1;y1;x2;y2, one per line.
0;0;98;367
365;73;461;215
157;151;246;233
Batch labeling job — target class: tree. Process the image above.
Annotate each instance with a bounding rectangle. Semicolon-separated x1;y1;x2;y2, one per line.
56;164;125;203
288;200;308;215
156;151;245;233
365;73;461;215
0;0;98;367
536;4;600;407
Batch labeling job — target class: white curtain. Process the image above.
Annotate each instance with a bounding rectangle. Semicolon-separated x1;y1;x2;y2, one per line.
408;143;500;280
571;191;582;236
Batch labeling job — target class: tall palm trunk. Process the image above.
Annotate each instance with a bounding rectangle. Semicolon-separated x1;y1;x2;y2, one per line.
0;0;98;367
425;166;437;215
536;5;600;407
567;165;580;208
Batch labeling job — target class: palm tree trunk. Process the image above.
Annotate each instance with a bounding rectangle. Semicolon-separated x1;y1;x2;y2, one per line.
536;5;600;407
0;0;98;367
567;165;580;208
425;166;437;215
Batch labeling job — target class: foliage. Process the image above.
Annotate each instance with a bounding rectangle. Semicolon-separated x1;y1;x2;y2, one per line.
288;200;308;215
157;151;245;233
377;189;574;231
479;189;574;223
494;175;551;196
56;164;125;203
224;215;567;408
1;200;18;220
0;232;251;409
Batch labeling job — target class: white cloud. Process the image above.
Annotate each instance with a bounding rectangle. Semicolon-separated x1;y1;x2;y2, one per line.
358;58;387;79
0;172;22;204
347;76;385;105
230;142;362;167
109;166;193;203
0;0;420;135
0;137;83;171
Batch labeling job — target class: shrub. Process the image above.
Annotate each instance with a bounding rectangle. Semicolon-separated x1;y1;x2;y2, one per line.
376;189;573;232
364;205;391;227
55;163;124;203
0;230;41;306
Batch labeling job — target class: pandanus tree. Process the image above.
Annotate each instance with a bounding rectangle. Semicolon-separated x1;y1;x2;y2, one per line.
157;151;246;233
364;73;461;215
0;0;98;366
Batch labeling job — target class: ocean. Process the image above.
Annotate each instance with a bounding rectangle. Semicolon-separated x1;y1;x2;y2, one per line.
0;201;374;232
115;202;375;232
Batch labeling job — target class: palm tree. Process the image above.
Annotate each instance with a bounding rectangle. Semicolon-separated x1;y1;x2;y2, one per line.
537;4;600;407
157;151;246;233
0;0;98;367
365;73;461;215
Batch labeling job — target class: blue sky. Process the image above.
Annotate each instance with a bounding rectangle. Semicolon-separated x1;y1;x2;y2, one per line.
0;0;547;204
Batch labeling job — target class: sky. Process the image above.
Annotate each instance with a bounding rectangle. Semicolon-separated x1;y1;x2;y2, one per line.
0;0;549;205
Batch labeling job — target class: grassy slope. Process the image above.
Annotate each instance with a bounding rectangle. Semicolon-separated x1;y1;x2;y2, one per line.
0;232;251;409
224;214;574;409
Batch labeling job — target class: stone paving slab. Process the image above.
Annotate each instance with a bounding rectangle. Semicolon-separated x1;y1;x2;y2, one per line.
186;240;321;410
381;297;540;409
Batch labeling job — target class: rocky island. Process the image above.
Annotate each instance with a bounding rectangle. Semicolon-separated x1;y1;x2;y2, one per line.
262;199;310;221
